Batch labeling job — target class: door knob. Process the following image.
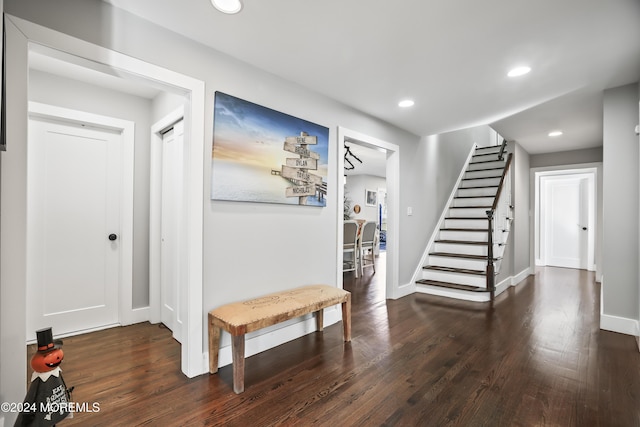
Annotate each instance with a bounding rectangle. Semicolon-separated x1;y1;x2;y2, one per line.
581;227;587;231
108;234;118;241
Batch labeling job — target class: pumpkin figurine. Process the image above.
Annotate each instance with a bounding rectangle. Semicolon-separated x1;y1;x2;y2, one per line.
14;327;72;426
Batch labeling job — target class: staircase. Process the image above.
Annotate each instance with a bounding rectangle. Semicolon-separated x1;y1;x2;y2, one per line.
416;143;513;302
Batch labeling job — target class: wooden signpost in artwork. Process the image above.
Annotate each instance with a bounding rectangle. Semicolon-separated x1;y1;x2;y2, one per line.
281;132;323;205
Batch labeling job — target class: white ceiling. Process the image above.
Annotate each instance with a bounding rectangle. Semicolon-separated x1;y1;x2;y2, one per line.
91;1;638;157
101;0;640;155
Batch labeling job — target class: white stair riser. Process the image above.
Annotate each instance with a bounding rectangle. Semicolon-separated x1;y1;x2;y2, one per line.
457;187;497;197
449;208;491;218
428;255;486;270
439;230;488;241
427;258;502;273
452;197;494;207
444;218;487;228
433;242;490;256
465;168;504;179
468;160;505;171
460;177;501;187
421;270;487;287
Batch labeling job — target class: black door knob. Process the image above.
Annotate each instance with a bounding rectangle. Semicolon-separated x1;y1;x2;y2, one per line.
582;227;587;231
108;234;118;241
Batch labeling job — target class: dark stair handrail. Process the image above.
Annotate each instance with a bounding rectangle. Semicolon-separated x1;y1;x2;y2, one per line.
486;150;513;297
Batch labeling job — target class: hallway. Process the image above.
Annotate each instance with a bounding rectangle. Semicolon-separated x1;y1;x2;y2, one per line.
28;266;640;426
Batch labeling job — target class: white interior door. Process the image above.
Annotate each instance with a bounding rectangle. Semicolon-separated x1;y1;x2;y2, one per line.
27;116;124;340
543;175;589;269
161;120;184;342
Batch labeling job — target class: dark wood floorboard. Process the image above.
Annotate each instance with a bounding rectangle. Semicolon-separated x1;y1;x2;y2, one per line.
26;258;640;426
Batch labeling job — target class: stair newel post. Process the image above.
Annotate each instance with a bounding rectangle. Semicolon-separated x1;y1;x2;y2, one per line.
486;209;495;298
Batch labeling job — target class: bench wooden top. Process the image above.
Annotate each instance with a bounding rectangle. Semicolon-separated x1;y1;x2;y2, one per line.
209;284;350;335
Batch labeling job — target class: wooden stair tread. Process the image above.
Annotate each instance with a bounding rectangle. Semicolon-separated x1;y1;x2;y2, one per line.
429;252;498;260
458;185;499;189
470;158;505;165
466;167;504;172
435;239;487;245
445;216;489;220
462;176;502;181
416;279;488;292
423;265;486;275
454;196;495;200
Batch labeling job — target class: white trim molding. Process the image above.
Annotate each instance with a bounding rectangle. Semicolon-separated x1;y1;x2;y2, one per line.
600;314;640;337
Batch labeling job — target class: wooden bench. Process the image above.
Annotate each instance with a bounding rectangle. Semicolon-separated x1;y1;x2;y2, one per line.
208;284;351;393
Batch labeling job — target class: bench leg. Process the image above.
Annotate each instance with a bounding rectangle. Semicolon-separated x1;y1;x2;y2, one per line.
208;314;221;374
315;308;324;332
342;296;352;342
232;334;245;394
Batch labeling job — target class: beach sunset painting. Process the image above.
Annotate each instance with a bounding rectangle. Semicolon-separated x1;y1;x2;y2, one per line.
211;92;329;206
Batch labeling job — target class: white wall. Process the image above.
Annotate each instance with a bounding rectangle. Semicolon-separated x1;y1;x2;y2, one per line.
530;147;602;168
512;142;531;278
344;174;386;223
1;0;424;404
602;82;640;334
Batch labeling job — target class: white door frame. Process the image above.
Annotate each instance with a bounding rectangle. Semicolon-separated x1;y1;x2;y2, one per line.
539;173;594;270
27;102;135;337
337;126;401;299
1;17;206;411
531;164;600;275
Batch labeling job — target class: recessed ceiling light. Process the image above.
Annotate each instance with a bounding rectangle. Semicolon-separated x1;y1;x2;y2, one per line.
507;66;531;77
548;130;563;137
398;99;415;108
211;0;243;14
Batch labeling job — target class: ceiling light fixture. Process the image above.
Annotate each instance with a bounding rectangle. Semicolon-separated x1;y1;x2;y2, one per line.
398;99;415;108
548;130;563;137
507;66;531;77
211;0;243;14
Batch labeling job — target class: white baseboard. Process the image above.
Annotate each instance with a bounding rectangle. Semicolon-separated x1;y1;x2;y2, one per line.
600;314;639;337
207;306;343;369
511;268;531;286
394;282;416;299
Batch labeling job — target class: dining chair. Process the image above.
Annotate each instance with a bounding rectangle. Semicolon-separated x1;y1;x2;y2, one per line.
343;220;359;278
359;221;377;275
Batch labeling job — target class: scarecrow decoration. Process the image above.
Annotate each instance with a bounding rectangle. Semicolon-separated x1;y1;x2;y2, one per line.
14;327;73;427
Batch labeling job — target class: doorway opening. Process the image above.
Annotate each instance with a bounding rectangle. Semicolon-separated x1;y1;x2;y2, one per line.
337;127;400;299
534;167;599;273
150;108;187;343
2;17;206;399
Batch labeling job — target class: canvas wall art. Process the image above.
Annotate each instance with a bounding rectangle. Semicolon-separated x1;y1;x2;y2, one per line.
211;92;329;206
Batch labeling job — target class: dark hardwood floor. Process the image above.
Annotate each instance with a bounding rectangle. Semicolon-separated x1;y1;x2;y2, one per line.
26;256;640;426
